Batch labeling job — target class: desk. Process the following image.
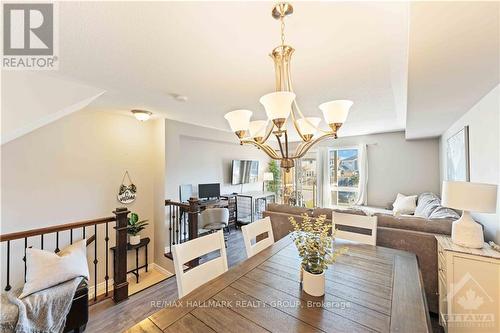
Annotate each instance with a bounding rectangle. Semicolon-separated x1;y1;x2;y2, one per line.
129;236;431;333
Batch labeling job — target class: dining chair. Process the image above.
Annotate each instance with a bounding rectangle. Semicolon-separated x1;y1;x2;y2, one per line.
199;207;229;233
172;230;228;298
241;216;275;258
332;211;378;245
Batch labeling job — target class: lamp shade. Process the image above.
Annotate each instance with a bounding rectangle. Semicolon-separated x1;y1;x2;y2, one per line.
442;181;498;213
296;117;321;136
319;100;353;124
248;120;268;139
263;172;274;181
224;110;253;132
259;91;296;120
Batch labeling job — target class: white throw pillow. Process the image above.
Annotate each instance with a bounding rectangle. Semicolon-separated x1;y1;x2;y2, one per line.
20;239;89;298
392;193;417;215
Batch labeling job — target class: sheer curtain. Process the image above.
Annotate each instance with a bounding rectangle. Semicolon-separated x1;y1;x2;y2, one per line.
317;147;331;208
354;144;368;205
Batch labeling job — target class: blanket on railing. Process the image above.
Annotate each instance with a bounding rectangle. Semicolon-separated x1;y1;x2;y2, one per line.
0;277;82;333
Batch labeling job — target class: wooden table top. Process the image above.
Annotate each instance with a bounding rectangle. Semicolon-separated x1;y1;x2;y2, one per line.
126;237;430;333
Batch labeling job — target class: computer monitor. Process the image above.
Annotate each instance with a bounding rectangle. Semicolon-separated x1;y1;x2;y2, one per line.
198;183;220;200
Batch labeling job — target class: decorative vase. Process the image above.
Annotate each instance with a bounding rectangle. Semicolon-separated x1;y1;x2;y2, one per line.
302;269;325;297
129;235;140;245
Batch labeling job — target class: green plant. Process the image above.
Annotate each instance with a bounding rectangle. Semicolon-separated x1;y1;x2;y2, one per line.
127;213;148;236
266;160;281;194
289;214;347;274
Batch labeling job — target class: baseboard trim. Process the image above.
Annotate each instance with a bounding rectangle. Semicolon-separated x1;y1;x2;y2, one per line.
88;262;174;299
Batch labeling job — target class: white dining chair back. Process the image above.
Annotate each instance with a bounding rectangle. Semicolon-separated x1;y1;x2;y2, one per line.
332;212;377;245
172;230;228;298
241;216;275;258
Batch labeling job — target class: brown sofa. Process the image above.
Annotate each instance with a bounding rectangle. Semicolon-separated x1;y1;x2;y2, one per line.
263;203;455;314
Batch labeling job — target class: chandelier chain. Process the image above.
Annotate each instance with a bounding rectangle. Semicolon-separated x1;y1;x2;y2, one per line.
280;16;285;46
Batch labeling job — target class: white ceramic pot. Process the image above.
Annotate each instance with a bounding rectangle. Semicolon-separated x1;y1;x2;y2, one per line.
129;235;141;245
302;270;325;297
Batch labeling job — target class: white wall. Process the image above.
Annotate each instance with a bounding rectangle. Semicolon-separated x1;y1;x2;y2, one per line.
155;119;270;268
0;110;164;290
301;131;441;208
439;85;500;243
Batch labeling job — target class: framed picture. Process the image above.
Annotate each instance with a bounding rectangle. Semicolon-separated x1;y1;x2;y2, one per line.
446;126;470;181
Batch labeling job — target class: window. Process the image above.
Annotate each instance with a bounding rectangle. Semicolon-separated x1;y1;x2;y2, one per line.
329;148;359;206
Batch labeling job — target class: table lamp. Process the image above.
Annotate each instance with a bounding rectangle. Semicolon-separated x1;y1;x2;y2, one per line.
263;172;274;192
441;181;498;249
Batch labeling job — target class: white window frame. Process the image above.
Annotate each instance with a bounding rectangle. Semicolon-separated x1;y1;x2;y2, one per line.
328;146;360;206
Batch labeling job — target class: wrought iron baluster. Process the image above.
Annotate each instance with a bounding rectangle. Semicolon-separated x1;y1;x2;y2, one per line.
174;206;179;244
169;205;174;247
182;207;187;242
177;206;181;243
105;222;109;296
40;234;44;250
55;232;60;253
23;238;27;282
5;241;11;291
70;229;73;244
94;224;98;302
83;226;86;239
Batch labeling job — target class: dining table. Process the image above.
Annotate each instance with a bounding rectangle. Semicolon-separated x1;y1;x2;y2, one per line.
126;236;431;333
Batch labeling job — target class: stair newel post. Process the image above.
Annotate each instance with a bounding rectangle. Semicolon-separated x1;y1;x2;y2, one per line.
113;207;130;303
188;197;200;267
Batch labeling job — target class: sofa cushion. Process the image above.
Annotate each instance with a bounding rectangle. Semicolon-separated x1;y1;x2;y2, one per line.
266;203;312;216
414;192;441;218
375;213;453;235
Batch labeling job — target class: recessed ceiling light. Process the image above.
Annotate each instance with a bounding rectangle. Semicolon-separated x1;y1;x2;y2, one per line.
131;109;152;121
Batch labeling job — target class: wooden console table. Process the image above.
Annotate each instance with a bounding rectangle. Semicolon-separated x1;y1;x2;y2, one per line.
111;237;150;283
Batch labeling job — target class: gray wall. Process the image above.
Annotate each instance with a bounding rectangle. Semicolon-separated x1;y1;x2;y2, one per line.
439;85;500;243
305;131;441;208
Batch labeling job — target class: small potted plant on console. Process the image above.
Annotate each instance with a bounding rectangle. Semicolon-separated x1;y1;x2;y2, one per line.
127;212;148;245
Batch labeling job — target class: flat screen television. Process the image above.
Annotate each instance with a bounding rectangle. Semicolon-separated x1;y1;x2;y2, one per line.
231;160;259;185
198;183;220;199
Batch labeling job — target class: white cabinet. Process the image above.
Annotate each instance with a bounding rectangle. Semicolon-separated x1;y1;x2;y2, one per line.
436;235;500;333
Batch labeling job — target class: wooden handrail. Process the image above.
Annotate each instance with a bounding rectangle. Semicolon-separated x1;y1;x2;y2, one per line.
0;216;116;242
165;199;189;209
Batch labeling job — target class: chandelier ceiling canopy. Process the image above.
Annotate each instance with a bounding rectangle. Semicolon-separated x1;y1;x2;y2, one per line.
224;2;353;171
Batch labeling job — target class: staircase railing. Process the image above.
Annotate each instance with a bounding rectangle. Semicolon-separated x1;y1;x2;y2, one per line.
0;207;130;304
165;197;200;266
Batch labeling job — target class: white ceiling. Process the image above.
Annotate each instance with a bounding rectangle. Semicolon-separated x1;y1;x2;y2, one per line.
406;1;500;139
1;1;498;142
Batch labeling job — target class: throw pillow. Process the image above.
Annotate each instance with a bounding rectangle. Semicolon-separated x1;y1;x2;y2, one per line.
392;193;417;215
20;239;89;298
414;192;441;218
429;206;460;220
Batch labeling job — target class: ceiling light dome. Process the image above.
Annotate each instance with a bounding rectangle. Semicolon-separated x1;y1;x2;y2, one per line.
131;110;152;121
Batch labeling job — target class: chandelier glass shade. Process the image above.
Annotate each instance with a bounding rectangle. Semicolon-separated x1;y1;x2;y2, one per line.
224;2;353;171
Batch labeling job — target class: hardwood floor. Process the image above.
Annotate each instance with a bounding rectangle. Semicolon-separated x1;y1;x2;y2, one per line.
87;226;443;333
87;226;247;333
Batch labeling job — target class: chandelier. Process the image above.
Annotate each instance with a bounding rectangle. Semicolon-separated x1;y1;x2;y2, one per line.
224;2;353;172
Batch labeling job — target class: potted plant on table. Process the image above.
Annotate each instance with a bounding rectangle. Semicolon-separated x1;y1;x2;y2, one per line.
127;212;148;245
289;214;348;297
